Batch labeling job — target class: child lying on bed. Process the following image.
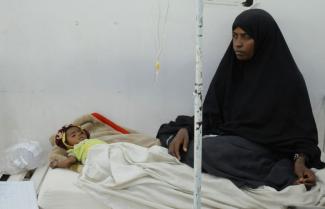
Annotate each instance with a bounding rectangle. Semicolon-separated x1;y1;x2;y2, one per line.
50;124;106;168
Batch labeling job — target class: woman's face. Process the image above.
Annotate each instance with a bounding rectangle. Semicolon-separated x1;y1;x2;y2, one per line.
232;27;255;61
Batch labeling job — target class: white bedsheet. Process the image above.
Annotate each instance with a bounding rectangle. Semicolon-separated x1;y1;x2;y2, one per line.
38;168;110;209
77;142;325;209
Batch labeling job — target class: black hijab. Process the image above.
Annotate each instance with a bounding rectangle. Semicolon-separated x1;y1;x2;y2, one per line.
203;9;323;168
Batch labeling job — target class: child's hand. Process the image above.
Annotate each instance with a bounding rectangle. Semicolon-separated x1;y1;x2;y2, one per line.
50;160;59;169
49;156;77;169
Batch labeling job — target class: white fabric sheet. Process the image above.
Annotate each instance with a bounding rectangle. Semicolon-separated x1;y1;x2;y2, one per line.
37;168;110;209
77;142;325;209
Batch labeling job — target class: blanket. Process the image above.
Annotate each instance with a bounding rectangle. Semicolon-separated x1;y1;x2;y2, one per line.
77;142;325;209
48;112;160;172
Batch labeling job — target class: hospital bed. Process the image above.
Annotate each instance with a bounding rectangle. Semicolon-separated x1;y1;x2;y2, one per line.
3;111;325;209
37;167;109;209
2;162;325;209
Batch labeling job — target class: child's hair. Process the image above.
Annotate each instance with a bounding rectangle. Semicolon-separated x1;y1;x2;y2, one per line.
55;124;90;150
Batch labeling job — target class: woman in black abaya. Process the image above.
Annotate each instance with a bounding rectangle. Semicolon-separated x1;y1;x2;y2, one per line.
158;9;324;191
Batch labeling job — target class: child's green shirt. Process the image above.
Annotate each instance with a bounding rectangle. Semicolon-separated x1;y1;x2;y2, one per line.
67;138;106;164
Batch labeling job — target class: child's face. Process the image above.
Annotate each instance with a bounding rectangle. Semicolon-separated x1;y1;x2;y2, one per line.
66;126;87;146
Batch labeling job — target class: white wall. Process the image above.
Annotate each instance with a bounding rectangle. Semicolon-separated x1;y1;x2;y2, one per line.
0;0;324;152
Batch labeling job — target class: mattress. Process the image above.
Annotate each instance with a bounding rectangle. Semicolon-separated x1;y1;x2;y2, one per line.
38;168;110;209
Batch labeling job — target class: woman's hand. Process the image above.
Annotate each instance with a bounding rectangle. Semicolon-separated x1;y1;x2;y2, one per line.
294;156;316;189
168;128;189;160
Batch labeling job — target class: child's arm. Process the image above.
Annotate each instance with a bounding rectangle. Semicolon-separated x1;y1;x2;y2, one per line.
50;156;77;169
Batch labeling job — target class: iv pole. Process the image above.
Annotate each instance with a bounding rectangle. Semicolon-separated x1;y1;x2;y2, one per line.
194;0;203;208
193;1;254;208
